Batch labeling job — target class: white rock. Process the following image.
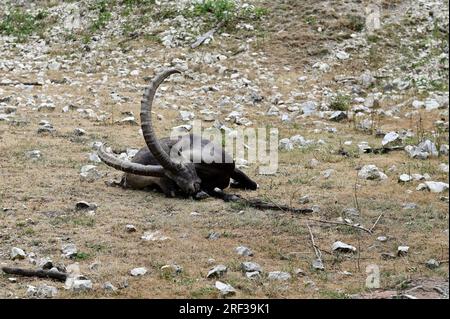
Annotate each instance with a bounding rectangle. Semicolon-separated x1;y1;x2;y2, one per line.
72;279;93;292
179;110;195;121
438;163;449;173
215;281;236;296
241;262;261;273
424;181;449;193
267;271;291;281
207;265;227;278
61;243;77;258
412;100;424;109
358;165;387;180
398;174;412;183
10;247;26;260
103;282;118;292
141;231;170;241
425;99;440;111
382;132;400;146
397;246;409;256
130;267;147;276
377;236;388;242
80;165;103;182
336;51;350;60
331;241;357;253
235;246;253;256
279;138;293;151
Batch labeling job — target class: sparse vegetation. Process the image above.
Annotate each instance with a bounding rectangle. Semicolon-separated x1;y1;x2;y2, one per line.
330;94;351;111
0;8;50;42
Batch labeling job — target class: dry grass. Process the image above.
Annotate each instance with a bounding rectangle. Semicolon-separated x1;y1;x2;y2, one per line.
0;0;448;299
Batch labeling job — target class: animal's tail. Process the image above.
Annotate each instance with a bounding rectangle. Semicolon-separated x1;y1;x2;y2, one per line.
230;168;258;190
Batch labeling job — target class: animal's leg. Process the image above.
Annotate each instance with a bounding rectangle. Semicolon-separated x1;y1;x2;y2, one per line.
209;188;312;213
230;168;258;190
157;178;178;198
207;188;242;202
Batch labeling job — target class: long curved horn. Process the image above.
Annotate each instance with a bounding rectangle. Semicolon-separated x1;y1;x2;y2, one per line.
98;145;166;177
140;68;182;173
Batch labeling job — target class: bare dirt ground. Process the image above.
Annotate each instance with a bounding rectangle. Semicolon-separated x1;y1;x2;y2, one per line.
0;0;448;298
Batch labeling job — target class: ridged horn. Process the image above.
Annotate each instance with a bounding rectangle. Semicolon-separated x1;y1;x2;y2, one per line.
98;144;165;177
140;68;182;173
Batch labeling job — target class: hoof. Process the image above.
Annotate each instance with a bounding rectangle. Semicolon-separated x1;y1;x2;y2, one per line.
194;191;209;200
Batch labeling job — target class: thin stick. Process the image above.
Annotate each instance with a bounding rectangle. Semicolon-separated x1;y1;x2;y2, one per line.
304;217;372;234
0;81;43;86
1;267;67;282
306;223;323;262
370;212;384;232
191;20;225;49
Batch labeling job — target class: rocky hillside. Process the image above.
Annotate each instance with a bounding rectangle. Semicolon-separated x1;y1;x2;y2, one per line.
0;0;448;299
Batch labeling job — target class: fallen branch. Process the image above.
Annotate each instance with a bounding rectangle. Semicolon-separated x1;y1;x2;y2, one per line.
306;223;324;268
304;218;373;234
0;81;43;86
370;212;384;232
191;21;225;49
238;197;313;214
1;267;67;282
363;146;405;154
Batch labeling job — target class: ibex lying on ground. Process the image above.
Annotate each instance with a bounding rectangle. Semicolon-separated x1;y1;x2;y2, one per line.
98;69;310;212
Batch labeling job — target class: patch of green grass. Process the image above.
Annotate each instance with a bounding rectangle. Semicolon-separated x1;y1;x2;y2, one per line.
344;14;365;32
0;8;50;42
320;290;349;299
330;94;351;111
73;252;91;260
304;15;318;25
193;0;236;22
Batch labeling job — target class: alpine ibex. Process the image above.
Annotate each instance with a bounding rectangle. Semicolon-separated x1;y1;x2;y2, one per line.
98;69;311;213
98;68;257;200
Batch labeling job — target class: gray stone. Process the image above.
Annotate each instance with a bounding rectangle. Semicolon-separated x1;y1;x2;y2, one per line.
61;243;77;258
439;163;449;173
130;267;147;276
298;195;310;204
80;165;103;182
241;262;262;273
312;259;324;270
424;181;449;193
382;132;400;146
141;231;170;241
300;101;317;116
279;138;293;151
398;174;412;183
358;165;387;180
329;111;347;122
397;246;409;257
72;279;93;292
10;247;26;260
267;271;291;281
73;128;86;136
331;241;357;253
215;281;236;296
161;264;183;276
336;51;350;60
207;265;227;278
426;259;440;269
103;282;118;292
25;150;42;160
75;201;97;211
235;246;253;257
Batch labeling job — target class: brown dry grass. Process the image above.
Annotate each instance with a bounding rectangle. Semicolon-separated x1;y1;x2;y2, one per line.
0;0;448;299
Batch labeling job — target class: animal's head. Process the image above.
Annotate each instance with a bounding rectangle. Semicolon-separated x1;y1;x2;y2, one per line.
98;68;203;196
165;162;201;195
